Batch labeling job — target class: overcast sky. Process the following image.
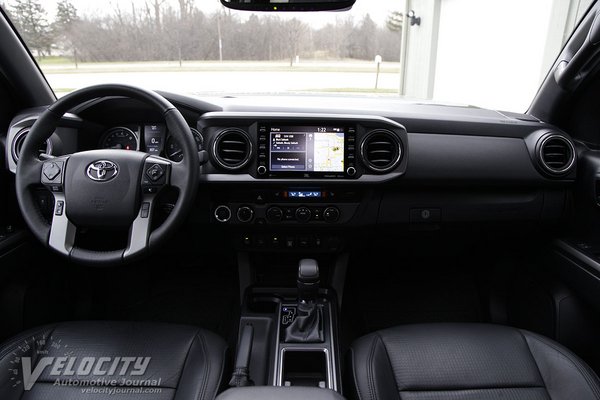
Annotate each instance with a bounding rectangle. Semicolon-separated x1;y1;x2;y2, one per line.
34;0;397;27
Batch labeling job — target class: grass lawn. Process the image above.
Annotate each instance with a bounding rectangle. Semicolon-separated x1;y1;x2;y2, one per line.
37;59;401;75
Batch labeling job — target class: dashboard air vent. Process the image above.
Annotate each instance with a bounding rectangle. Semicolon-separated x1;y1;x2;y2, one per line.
212;128;252;170
539;135;575;175
11;128;52;162
361;129;402;173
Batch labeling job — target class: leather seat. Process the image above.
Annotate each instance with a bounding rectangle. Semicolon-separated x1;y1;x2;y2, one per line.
350;323;600;400
0;321;227;400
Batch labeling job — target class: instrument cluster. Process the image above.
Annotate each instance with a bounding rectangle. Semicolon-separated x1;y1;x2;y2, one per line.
98;123;203;161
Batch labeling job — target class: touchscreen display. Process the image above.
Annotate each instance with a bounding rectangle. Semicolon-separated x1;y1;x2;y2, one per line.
269;126;345;172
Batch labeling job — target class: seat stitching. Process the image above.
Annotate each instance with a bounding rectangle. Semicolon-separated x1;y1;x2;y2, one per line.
211;343;228;398
366;335;377;400
522;331;600;400
173;329;201;400
516;330;552;400
350;348;365;400
196;331;210;400
399;385;547;392
374;332;402;400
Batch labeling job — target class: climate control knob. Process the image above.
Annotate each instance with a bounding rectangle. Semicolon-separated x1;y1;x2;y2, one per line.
323;207;340;223
214;205;232;223
295;206;312;223
266;206;283;222
237;206;254;223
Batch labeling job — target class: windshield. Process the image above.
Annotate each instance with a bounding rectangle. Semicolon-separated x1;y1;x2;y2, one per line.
3;0;594;111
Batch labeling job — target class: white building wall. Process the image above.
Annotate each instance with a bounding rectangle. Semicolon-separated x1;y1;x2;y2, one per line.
403;0;590;111
433;0;553;111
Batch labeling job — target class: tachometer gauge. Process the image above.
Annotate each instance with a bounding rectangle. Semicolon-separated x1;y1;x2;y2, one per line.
166;128;204;162
100;127;138;150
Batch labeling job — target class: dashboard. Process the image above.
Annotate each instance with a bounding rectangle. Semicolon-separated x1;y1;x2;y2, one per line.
3;93;578;253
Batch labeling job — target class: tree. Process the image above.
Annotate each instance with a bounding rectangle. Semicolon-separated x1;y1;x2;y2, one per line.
10;0;52;57
284;18;307;66
54;0;79;65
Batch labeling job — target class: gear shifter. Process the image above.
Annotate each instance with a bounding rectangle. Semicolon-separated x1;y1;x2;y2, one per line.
284;259;324;343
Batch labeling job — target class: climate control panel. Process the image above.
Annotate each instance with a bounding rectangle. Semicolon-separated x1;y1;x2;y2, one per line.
213;203;353;225
211;188;361;225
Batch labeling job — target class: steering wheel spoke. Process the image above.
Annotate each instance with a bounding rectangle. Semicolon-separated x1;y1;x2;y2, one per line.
124;193;156;258
48;193;76;256
170;161;189;191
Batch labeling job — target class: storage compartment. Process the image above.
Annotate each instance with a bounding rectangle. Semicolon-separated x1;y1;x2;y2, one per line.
281;349;328;388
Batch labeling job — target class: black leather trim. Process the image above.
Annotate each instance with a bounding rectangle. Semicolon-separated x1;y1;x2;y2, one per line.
523;330;600;400
349;323;600;400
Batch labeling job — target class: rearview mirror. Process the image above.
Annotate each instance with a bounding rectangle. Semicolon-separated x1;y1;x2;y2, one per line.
220;0;356;12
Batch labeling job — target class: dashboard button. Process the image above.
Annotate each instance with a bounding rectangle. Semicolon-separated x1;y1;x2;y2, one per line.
237;206;254;223
266;206;283;222
257;166;267;175
323;207;340;223
346;167;356;176
295;207;312;223
242;235;252;246
284;208;295;221
271;235;281;247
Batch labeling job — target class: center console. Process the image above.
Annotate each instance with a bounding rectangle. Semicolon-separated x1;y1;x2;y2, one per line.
231;259;342;396
196;114;397;398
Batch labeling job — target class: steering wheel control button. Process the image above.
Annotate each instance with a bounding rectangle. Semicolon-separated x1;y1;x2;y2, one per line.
55;200;65;216
43;162;61;181
146;164;165;182
237;206;254;223
266;206;284;222
323;207;340;223
215;205;232;223
41;161;65;190
295;206;312;223
143;186;158;194
140;202;151;218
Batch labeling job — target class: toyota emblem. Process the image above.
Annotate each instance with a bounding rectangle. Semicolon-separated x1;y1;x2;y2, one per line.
86;160;119;182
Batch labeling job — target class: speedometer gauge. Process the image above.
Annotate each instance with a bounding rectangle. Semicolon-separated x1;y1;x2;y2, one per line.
100;127;138;150
166;128;204;162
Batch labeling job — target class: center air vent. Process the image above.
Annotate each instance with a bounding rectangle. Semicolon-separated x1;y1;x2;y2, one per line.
360;129;402;173
538;134;575;175
11;128;52;162
212;128;252;170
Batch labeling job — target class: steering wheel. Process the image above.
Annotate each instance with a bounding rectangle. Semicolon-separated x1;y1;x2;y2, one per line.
15;84;199;265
